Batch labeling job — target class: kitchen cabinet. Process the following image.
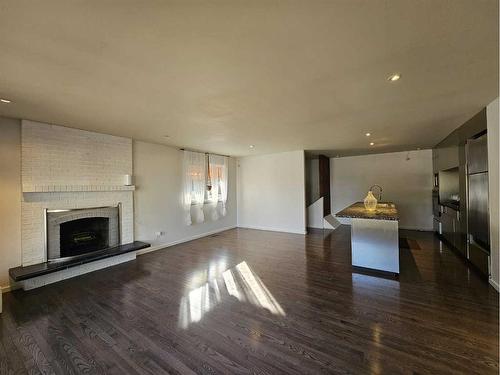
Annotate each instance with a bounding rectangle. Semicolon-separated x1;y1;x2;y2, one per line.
441;209;454;245
432;108;488;275
467;133;488;174
469;242;489;277
437;145;460;171
455;232;467;256
441;206;463;255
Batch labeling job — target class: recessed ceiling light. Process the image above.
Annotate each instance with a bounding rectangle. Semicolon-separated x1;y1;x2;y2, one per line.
370;142;375;146
163;135;170;138
365;132;371;137
0;98;12;103
249;145;255;149
387;73;401;82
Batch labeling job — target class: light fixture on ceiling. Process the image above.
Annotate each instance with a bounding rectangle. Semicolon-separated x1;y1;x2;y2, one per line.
365;132;371;137
249;145;255;149
163;135;170;138
0;98;12;103
387;73;401;82
370;142;375;146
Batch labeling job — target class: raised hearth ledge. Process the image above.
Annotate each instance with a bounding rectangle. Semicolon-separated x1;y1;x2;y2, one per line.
9;241;150;283
22;184;136;193
15;253;137;291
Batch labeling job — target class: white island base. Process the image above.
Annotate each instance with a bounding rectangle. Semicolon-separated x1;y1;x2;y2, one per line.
351;218;399;274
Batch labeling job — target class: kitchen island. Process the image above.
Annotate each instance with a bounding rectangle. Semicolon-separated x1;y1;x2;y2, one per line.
336;202;399;275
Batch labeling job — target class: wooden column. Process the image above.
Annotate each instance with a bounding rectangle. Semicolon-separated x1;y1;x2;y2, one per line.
318;155;331;216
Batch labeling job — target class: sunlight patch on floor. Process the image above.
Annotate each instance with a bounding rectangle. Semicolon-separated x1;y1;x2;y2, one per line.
179;261;285;329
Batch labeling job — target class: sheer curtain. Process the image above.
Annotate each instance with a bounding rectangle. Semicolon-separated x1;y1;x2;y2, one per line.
208;154;220;221
219;156;228;216
182;151;206;225
209;154;228;218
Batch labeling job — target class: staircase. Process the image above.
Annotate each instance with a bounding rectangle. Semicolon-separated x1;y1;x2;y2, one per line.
306;197;341;230
305;153;340;231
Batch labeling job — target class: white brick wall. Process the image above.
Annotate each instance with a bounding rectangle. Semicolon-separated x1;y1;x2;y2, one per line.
21;121;134;266
22;120;132;190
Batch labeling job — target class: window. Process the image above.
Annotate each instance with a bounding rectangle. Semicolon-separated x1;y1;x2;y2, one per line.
182;151;228;225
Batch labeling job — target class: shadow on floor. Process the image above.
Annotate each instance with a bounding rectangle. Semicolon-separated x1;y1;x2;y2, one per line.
399;236;423;281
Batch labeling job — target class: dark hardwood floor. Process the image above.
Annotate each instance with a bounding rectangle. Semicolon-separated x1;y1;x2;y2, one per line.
1;226;498;374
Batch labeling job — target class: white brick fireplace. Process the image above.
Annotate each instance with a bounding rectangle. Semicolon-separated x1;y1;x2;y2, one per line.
21;120;134;267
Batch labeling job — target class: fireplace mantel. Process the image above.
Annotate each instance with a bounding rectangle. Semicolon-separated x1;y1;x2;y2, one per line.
23;185;136;193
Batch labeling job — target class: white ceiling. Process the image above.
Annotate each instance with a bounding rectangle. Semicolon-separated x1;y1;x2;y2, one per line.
0;1;498;157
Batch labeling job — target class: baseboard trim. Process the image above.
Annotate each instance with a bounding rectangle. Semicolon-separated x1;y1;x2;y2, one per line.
237;225;307;235
307;225;324;229
136;226;237;256
489;277;499;292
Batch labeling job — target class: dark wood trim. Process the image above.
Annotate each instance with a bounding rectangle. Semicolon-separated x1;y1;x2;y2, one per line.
318;154;330;216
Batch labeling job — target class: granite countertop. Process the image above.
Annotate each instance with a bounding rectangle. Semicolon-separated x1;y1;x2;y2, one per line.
335;202;399;221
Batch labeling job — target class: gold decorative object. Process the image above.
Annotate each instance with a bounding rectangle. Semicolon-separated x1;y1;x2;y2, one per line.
364;190;378;211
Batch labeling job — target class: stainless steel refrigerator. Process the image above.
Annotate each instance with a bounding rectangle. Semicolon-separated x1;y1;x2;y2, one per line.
466;132;490;274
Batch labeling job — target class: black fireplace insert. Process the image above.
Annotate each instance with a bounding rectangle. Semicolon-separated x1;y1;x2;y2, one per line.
60;217;110;258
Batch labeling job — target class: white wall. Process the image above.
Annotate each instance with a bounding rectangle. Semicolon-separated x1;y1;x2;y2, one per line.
487;97;499;290
237;150;306;234
0;118;22;289
331;150;434;230
133;141;237;247
305;158;319;206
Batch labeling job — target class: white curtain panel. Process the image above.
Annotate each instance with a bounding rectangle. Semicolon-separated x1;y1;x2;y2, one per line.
211;155;228;217
221;156;229;216
208;155;221;221
182;150;206;225
182;152;193;225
